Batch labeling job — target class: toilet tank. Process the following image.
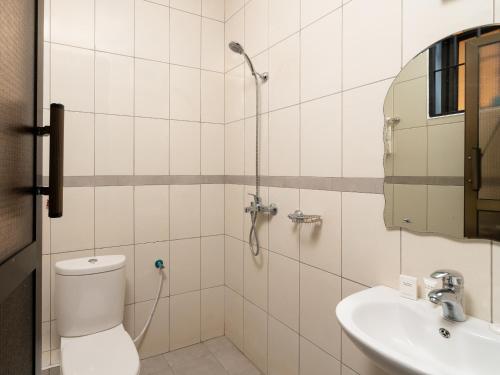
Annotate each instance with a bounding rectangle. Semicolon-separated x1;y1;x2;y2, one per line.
55;255;126;337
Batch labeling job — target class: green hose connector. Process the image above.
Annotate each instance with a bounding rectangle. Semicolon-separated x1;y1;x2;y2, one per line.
154;259;165;269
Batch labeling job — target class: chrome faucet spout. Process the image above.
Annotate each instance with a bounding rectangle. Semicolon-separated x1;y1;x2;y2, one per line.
428;270;466;322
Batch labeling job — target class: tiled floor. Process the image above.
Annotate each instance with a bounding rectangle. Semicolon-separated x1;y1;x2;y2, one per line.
141;337;261;375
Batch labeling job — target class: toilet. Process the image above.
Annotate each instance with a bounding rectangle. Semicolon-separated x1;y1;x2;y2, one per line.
55;255;140;375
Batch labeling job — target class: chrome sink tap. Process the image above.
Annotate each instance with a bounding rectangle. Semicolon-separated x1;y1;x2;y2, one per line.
428;270;466;322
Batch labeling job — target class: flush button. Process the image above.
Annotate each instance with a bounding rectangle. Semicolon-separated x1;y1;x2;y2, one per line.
88;258;98;264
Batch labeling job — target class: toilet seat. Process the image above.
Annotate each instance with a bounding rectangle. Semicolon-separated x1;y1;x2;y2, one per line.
60;324;140;375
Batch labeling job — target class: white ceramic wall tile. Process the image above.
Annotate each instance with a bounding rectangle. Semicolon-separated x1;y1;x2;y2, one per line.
170;9;201;68
244;51;269;118
244;246;268;311
268;316;299;375
268;251;299;331
42;322;50;353
497;0;500;22
201;185;225;236
135;0;170;62
50;187;94;253
95;114;134;175
225;0;244;20
95;0;134;55
300;263;341;358
268;105;300;176
269;0;300;46
300;337;341;375
225;120;245;175
244;0;269;57
202;18;225;72
225;65;245;123
135;242;170;302
171;0;202;14
201;71;224;123
134;117;170;175
201;235;225;288
124;304;135;338
301;0;342;26
42;255;50;322
300;94;341;177
342;79;392;178
63;112;94;176
342;192;400;288
170;291;201;350
135;185;170;243
43;43;50;109
301;9;342;101
203;0;225;21
170;185;201;239
300;189;342;275
44;0;51;42
225;286;244;350
170;238;201;295
268;34;300;111
245;115;269;177
225;184;244;240
494;242;500;322
243;301;268;373
51;0;94;48
135;298;170;358
51;44;94;112
201;123;225;175
225;236;244;294
170;121;201;175
343;0;402;89
170;65;201;122
201;286;225;340
95;186;134;248
135;59;170;119
42;198;50;255
225;10;244;71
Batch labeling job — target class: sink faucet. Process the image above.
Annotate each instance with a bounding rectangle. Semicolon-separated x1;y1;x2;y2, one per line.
428;270;466;322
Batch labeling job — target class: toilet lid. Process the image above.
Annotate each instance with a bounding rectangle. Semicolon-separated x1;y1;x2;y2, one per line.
60;324;140;375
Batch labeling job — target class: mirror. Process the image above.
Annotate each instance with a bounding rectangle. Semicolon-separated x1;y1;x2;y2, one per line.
384;24;500;240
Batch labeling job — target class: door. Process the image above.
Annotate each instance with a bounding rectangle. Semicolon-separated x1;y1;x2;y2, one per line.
465;32;500;239
0;1;43;373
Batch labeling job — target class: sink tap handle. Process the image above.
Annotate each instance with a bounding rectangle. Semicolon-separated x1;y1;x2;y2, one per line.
431;269;464;289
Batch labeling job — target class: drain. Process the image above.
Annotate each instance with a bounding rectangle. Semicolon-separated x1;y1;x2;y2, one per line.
439;328;450;339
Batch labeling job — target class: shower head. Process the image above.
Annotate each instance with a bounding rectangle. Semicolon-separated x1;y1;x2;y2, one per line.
228;41;244;54
228;41;268;81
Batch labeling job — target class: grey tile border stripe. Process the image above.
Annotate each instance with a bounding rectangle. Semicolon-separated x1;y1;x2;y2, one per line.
384;176;464;186
42;175;226;187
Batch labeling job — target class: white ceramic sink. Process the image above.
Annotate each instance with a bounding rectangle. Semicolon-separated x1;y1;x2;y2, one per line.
336;286;500;375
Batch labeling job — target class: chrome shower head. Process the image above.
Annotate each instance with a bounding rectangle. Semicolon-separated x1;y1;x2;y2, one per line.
228;41;244;54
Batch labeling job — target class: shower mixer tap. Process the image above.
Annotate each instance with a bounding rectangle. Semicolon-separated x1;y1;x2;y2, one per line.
245;193;278;215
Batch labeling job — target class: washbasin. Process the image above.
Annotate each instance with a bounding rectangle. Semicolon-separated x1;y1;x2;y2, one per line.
336;286;500;375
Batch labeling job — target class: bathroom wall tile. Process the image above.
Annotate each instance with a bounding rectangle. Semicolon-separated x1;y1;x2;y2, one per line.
225;9;244;70
63;112;94;176
51;44;94;112
496;0;500;22
401;231;492;321
300;94;341;177
42;197;50;255
225;236;244;294
201;123;225;175
170;291;201;350
95;245;135;304
393;127;427;176
124;304;135;338
393;76;427;129
170;238;201;295
244;0;269;57
135;59;170;119
225;120;245;175
493;242;500;322
225;184;244;240
342;79;392;178
202;18;225;72
201;235;225;288
268;187;300;259
244;51;269;118
171;0;201;14
51;319;60;351
268;251;299;331
225;286;244;350
244;246;268;311
43;43;50;109
42;110;50;176
170;9;201;68
300;264;341;358
95;0;134;55
402;0;493;64
342;192;400;288
95;186;134;248
225;65;245;123
268;105;300;176
135;185;170;244
301;0;342;26
393;184;427;233
170;185;201;239
269;0;300;46
51;187;94;253
427;186;464;238
243;185;269;251
170;65;201;122
301;9;342;101
268;316;299;375
245;115;269;177
135;242;170;301
135;0;170;62
201;184;225;236
428;122;464;177
42;322;50;352
42;255;50;322
134;117;170;175
269;34;300;111
300;337;341;375
170;121;201;175
343;0;401;89
243;301;268;373
95;52;134;116
300;189;341;275
44;0;50;42
135;297;170;358
201;71;224;123
95;114;134;175
51;0;94;49
203;0;225;21
341;365;358;375
201;286;225;340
